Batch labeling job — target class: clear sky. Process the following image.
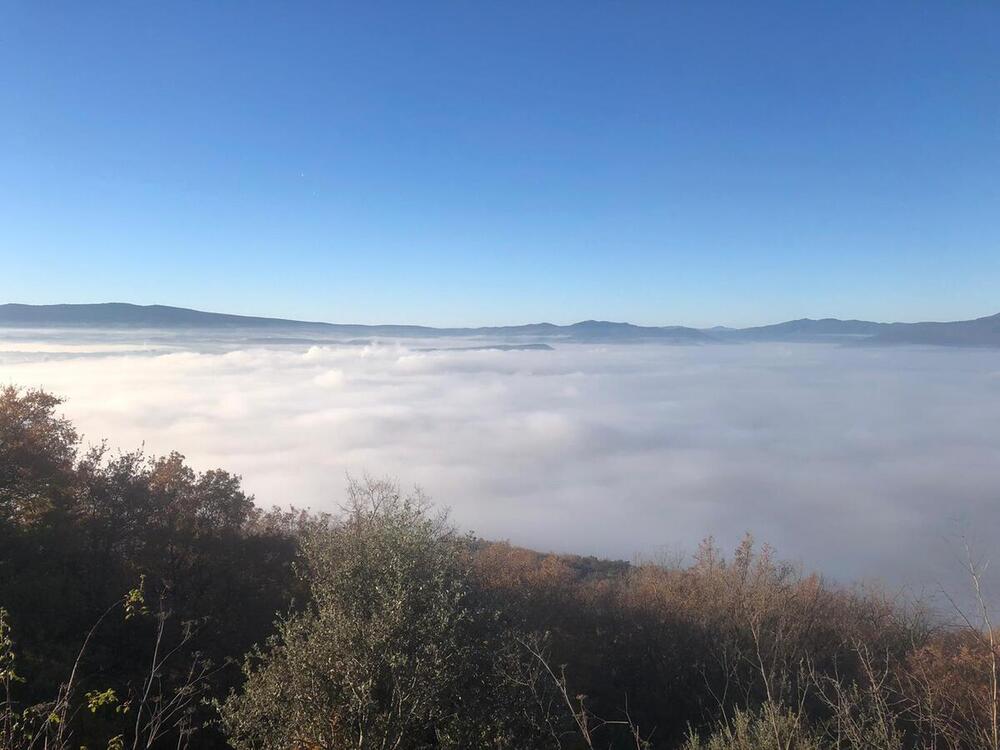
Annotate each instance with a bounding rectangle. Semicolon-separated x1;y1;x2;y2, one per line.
2;2;998;327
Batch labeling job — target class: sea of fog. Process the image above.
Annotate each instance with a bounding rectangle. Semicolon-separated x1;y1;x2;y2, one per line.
3;327;1000;593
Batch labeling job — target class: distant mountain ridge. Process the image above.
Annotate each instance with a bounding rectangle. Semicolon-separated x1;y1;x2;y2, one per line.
715;313;1000;347
0;304;714;344
2;303;999;347
727;317;887;340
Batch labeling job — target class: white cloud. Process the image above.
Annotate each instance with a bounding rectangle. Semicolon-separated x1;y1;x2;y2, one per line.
3;334;1000;590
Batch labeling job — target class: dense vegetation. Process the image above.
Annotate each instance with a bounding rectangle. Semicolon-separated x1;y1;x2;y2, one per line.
1;385;997;749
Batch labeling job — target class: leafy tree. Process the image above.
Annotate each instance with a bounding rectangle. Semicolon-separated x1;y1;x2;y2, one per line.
0;385;78;525
222;477;556;750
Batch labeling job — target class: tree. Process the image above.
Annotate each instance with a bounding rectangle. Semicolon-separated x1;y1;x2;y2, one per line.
222;476;555;750
0;386;78;526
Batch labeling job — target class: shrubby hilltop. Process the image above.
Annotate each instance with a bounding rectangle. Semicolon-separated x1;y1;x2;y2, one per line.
1;385;998;749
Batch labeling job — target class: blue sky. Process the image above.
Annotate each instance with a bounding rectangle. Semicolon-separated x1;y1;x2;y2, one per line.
2;2;998;327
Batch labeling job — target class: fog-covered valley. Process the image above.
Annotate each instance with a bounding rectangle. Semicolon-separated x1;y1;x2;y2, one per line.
4;326;998;589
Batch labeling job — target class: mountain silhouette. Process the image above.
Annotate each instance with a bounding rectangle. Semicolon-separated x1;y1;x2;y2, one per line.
2;303;999;347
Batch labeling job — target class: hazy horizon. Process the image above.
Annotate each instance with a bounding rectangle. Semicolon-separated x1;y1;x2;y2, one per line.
3;300;1000;331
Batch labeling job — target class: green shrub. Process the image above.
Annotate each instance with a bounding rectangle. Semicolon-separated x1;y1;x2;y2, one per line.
221;477;556;750
682;703;822;750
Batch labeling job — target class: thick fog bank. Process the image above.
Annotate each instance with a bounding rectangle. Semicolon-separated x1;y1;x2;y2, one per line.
2;330;999;591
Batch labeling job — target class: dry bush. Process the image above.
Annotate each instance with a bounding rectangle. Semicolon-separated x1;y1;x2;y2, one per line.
898;628;997;749
471;535;933;748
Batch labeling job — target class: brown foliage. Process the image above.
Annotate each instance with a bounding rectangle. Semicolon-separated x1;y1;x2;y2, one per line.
471;537;952;748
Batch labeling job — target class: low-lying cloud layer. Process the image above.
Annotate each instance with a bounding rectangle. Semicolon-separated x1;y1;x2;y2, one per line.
3;332;1000;589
